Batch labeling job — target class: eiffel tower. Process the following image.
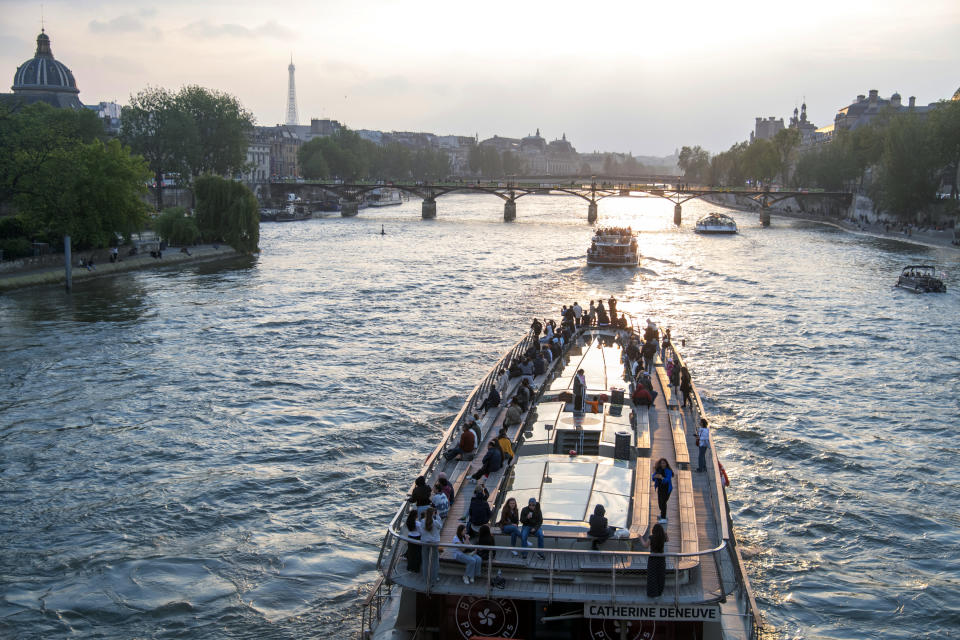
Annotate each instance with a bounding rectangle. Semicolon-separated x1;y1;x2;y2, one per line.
285;54;298;126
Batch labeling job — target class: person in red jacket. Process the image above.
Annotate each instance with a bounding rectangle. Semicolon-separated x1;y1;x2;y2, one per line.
444;423;476;461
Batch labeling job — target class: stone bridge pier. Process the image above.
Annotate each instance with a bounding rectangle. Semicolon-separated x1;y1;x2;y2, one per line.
588;201;598;224
674;204;682;226
760;208;771;227
422;197;437;219
504;198;517;222
341;200;359;217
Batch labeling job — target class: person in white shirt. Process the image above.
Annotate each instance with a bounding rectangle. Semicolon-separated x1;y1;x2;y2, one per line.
696;418;710;472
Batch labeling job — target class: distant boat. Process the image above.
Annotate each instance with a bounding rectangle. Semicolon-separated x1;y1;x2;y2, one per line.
694;212;738;234
895;265;946;293
586;227;640;266
366;188;404;207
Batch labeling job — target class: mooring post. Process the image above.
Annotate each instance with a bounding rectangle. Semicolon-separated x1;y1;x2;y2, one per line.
587;201;598;224
63;234;72;292
422;197;437;219
504;198;516;222
674;204;682;226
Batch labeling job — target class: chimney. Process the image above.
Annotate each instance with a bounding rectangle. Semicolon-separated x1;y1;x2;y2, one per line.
869;89;879;103
857;94;866;102
909;96;916;108
890;94;901;108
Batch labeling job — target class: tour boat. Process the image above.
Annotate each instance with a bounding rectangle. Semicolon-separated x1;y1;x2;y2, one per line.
694;213;738;235
360;314;764;640
895;265;946;293
586;228;640;266
367;188;404;207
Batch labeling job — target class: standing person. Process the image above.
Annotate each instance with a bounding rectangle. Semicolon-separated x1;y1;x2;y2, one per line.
405;510;422;573
641;339;657;374
418;507;443;581
607;296;617;317
669;360;681;398
589;504;617;550
531;317;543;339
452;524;483;584
408;476;432;516
497;497;522;554
573;368;587;413
587;301;596;327
696;418;710;472
572;301;583;325
652;458;673;523
679;366;693;408
640;523;669;597
520;497;545;559
661;328;672;360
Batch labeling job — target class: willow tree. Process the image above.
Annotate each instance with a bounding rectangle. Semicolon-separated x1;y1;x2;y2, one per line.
194;175;259;254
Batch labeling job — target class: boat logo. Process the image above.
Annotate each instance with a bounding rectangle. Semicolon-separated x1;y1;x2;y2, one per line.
455;596;518;638
588;618;656;640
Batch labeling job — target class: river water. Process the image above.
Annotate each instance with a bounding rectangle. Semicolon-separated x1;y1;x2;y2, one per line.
1;195;958;639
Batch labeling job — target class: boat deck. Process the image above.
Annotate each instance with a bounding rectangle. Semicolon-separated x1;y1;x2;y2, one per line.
384;329;731;605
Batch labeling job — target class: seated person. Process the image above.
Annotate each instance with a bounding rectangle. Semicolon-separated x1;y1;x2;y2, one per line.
479;386;501;413
503;398;523;428
471;441;503;481
515;379;532;411
586;395;601;414
444;424;477;460
589;504;617;550
496;427;514;464
638;372;658;401
632;384;653;406
533;352;546;376
508;361;523;379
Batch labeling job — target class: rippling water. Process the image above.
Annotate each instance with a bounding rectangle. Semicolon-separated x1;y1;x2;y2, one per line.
1;195;958;639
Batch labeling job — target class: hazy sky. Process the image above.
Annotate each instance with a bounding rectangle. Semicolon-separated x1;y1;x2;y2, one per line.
2;0;958;155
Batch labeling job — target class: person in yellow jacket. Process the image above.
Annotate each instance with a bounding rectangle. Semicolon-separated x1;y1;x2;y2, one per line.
496;427;514;464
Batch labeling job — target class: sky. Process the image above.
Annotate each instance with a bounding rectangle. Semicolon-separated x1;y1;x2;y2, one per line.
1;0;958;156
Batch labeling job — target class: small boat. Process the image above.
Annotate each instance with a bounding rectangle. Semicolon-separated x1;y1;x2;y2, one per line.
694;213;738;234
895;265;946;293
586;227;640;266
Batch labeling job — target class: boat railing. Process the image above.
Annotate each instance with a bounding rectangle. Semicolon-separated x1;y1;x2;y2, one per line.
670;343;765;640
380;527;730;606
358;576;391;640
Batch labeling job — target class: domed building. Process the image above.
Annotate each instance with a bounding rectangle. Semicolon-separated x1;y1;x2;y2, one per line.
5;30;84;109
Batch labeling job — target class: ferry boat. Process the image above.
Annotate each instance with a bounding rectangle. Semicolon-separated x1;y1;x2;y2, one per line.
586;228;640;266
895;265;946;293
360;313;764;640
367;188;405;207
694;213;738;235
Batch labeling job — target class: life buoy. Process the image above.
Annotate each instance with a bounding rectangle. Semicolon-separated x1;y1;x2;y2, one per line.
718;463;730;487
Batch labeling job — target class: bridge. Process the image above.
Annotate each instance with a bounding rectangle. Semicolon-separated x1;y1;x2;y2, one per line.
265;178;852;226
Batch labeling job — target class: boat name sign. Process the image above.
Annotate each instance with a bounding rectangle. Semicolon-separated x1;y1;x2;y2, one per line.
584;604;720;621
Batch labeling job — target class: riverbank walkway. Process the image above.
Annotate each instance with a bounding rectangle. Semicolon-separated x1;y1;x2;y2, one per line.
0;244;242;292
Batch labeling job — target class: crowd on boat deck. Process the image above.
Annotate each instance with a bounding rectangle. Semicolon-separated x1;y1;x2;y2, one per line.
592;226;635;239
401;304;704;594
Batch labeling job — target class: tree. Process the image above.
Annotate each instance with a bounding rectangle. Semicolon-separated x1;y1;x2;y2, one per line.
154;207;200;246
194;175;259;253
772;128;800;184
0;101;104;206
175;85;254;178
18;138;151;248
121;87;198;209
871;113;942;219
677;146;710;183
930;99;960;199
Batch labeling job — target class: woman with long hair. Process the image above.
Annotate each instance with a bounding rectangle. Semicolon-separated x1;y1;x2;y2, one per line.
452;524;483;584
404;510;421;573
497;497;522;555
419;507;443;581
640;523;669;597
